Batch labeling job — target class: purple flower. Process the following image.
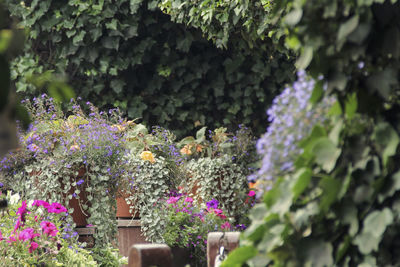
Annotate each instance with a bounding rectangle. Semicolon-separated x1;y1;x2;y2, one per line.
77;179;84;185
206;199;219;209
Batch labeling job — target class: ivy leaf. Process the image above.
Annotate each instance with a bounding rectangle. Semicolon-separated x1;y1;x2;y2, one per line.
337;15;359;41
353;232;381;255
292;167;312;201
296;46;313;70
72;30;86;45
130;0;142;14
312;138;341;173
319;176;341;212
302;239;334;267
373;122;399;168
366;68;397;100
344;92;357;120
284;9;303;26
363;208;393;238
110;79;126;94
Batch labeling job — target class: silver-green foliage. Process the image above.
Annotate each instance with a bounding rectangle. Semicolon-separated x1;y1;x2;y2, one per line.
124;155;174;243
186;156;248;219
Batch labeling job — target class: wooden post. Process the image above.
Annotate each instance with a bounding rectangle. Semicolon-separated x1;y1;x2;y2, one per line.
207;232;240;267
128;244;172;267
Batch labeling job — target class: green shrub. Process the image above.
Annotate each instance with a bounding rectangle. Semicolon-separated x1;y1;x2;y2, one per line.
6;0;294;137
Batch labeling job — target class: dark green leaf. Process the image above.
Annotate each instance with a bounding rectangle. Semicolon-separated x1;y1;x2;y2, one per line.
337;15;359;41
319;176;341;212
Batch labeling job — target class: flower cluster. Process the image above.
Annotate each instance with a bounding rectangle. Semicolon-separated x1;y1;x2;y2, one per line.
251;71;335;193
0;192;88;265
161;195;234;266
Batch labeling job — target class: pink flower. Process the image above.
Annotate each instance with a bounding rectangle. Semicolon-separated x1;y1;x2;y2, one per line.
17;201;27;215
13;219;21;232
184;197;193;203
32;200;50;208
47;202;67;214
221;222;231;230
19;228;39;241
40;221;58;237
0;230;2;240
213;209;227;219
17;201;29;222
248;190;256;197
167;196;180;204
29;241;39;253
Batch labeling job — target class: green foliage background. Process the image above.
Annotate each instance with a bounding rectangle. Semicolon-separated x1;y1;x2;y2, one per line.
6;0;294;137
213;0;400;266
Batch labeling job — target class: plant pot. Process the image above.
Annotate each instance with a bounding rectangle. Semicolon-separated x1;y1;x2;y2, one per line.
66;167;90;227
116;194;139;218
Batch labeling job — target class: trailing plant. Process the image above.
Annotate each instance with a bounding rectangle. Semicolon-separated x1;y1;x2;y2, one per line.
6;0;294;137
0;95;133;245
161;195;232;267
123;152;177;242
185;156;249;223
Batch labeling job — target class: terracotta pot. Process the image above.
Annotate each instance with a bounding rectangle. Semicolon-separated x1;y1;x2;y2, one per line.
67;167;91;226
69;191;90;226
116;194;139;218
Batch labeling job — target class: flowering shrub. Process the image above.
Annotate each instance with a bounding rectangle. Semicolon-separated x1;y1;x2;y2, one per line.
251;71;335;193
0;192;98;266
161;195;232;266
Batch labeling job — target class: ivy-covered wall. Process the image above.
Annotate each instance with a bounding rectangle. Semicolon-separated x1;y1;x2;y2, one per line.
6;0;294;137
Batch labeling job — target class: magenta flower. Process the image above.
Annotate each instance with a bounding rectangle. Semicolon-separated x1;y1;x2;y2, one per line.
167;196;180;204
40;221;58;237
32;200;50;208
19;228;39;241
17;201;29;222
184;197;193;203
248;190;255;197
29;241;39;253
47;202;67;214
13;219;21;232
221;222;231;230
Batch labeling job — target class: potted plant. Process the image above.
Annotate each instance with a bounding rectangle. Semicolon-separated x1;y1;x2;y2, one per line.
160;195;234;267
0;95;138;244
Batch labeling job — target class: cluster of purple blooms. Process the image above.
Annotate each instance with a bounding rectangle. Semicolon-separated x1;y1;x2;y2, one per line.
151;126;184;165
0;95;129;185
250;71;335;192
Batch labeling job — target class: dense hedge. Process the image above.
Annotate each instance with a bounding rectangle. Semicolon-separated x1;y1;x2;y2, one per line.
6;0;294;137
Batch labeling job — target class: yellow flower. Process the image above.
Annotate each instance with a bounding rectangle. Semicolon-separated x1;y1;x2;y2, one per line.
180;144;193;155
111;124;126;132
140;151;155;163
70;144;80;151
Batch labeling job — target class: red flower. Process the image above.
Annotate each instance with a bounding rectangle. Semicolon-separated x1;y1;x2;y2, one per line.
29;241;39;253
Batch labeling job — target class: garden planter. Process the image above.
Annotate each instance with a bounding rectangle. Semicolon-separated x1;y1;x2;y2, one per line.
65;167;90;227
116;195;139;218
